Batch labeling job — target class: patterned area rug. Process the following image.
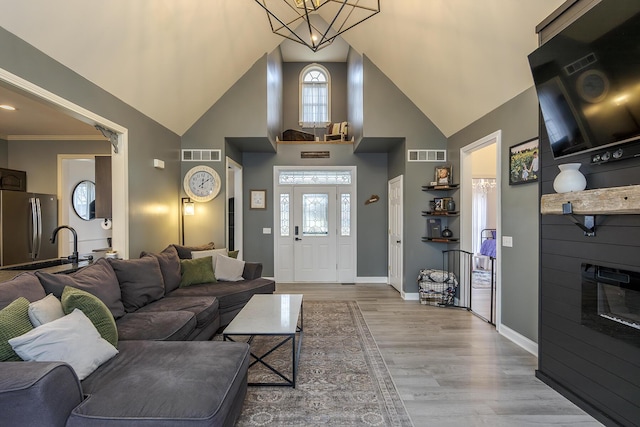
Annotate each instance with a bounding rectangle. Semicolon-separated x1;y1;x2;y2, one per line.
472;269;495;289
226;300;413;427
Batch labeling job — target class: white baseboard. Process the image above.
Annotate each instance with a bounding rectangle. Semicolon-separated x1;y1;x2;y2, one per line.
403;292;419;301
355;276;388;283
499;323;538;357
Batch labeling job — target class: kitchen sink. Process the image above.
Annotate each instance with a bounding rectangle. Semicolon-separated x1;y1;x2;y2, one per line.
0;257;91;271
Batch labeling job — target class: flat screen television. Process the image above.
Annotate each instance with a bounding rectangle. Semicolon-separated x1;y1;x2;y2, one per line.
528;1;640;159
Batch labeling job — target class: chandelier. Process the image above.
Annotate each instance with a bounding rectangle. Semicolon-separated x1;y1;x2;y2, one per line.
472;178;497;194
254;0;380;52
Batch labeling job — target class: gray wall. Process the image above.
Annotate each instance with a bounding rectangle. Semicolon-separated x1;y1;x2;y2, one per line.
267;48;283;143
282;62;348;134
181;55;270;248
347;49;364;144
0;27;182;257
448;87;540;342
362;56;448;294
7;140;110;194
242;145;388;277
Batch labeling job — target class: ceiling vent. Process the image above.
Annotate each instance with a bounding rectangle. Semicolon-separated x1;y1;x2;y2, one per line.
407;149;446;162
181;149;221;162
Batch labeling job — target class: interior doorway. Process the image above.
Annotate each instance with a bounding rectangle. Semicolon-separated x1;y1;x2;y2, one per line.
388;175;403;293
0;67;129;258
226;158;243;259
460;131;501;327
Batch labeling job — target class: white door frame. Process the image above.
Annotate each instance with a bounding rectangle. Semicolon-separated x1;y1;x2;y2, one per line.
460;130;502;330
225;157;243;259
273;166;357;283
388;175;403;294
0;67;130;259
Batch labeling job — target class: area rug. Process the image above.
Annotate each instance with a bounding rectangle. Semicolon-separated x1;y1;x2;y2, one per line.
225;300;413;427
472;269;495;289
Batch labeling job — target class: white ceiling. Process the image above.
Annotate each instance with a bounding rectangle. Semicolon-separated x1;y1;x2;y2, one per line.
0;0;565;138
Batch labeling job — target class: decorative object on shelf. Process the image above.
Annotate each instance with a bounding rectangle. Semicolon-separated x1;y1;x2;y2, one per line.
253;0;380;53
434;164;453;185
441;227;453;238
553;163;587;193
427;218;441;238
250;189;267;209
433;197;444;211
509;137;539;185
365;194;379;205
446;198;456;212
183;165;221;202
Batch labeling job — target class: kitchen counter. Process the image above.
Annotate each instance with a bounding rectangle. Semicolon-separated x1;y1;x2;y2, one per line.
0;258;93;282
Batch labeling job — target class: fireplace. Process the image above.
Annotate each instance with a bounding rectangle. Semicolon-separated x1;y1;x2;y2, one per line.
582;263;640;348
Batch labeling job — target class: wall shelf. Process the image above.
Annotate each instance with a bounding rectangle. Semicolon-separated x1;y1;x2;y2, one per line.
422;211;459;216
540;184;640;215
422;184;459;191
421;237;459;243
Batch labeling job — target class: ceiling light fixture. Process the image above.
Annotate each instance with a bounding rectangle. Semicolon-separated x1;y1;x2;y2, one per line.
0;104;16;111
254;0;380;52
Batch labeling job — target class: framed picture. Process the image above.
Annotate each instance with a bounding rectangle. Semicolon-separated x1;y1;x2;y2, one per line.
433;197;444;211
250;189;267;209
509;138;539;185
434;164;452;185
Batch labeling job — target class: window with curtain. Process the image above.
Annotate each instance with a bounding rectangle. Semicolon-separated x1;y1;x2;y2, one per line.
299;64;330;128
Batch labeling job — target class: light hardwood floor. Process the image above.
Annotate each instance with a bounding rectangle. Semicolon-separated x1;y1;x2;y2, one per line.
276;283;602;427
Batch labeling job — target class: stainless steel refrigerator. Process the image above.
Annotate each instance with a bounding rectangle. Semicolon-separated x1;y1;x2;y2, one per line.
0;190;58;266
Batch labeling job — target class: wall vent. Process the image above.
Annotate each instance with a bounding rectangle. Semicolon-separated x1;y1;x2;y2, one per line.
181;149;221;162
301;151;330;159
407;149;446;162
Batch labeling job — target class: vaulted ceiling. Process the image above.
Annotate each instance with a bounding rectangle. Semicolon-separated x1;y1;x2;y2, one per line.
0;0;565;138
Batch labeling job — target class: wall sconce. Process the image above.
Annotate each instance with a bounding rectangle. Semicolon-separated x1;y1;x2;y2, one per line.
181;198;195;245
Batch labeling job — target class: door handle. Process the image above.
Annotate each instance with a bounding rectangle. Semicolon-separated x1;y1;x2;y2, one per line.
396;240;401;244
295;237;302;241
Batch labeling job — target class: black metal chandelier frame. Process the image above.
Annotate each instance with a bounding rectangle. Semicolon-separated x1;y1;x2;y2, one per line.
254;0;381;52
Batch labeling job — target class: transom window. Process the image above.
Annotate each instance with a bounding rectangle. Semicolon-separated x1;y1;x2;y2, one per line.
299;64;331;128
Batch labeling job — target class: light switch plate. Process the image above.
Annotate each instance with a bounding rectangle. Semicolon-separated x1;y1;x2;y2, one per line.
502;236;513;247
263;228;271;234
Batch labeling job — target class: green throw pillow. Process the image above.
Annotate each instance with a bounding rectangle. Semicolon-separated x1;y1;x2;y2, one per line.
228;250;239;259
0;297;33;361
61;286;118;347
180;256;216;287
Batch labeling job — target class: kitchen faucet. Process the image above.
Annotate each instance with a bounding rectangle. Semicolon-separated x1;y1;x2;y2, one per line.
51;225;79;262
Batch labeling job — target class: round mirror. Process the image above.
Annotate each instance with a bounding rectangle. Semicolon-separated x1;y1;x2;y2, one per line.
72;180;96;221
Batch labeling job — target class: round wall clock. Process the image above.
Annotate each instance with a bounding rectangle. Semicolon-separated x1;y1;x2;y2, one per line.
576;69;609;103
183;165;221;202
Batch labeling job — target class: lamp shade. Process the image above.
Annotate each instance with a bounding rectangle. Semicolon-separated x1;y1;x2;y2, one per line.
183;199;195;216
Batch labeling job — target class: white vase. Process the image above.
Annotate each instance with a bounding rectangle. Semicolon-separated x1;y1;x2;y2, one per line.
553;163;587;193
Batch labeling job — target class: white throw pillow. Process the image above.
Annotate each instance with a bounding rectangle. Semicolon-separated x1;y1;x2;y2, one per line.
215;255;246;282
28;293;65;327
9;308;118;380
192;248;228;271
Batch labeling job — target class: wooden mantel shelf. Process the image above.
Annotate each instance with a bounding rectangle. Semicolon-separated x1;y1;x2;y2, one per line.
541;184;640;215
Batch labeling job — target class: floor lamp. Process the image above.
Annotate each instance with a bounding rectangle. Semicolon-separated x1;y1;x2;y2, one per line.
181;198;195;245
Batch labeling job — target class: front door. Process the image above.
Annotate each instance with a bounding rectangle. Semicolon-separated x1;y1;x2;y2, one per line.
292;186;337;282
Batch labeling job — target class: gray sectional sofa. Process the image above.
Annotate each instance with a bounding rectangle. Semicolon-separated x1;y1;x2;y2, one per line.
0;244;275;426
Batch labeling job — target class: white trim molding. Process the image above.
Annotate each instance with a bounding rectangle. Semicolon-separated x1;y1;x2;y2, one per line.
499;323;538;357
355;276;388;283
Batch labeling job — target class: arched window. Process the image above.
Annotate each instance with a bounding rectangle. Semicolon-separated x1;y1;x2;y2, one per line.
299;64;331;128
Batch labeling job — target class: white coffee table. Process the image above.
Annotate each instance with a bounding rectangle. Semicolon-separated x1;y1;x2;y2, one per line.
223;294;303;387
